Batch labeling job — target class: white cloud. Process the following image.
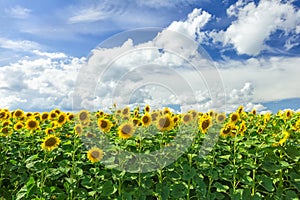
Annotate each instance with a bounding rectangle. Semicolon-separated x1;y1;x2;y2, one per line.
210;0;300;55
0;56;85;111
69;7;108;23
32;50;67;59
0;37;41;52
5;5;31;19
167;8;212;41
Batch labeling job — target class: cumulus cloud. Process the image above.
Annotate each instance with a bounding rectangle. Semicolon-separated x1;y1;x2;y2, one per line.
210;0;300;55
32;50;67;59
0;56;85;111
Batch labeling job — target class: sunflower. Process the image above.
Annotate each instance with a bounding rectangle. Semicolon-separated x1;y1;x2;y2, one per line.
237;105;244;114
251;109;257;115
14;122;24;130
163;107;171;115
25;118;39;131
144;105;151;113
0;111;8;120
41;135;61;151
220;124;232;138
97;118;113;133
49;110;58;120
41;112;49;121
57;113;67;125
216;113;226;124
229;112;239;124
13;109;24;119
151;112;159;122
230;125;238;137
74;124;83;135
134;110;140;117
285;110;293;119
67;113;74;121
118;122;135;139
45;128;55;135
2;120;11;127
172;115;180;125
54;109;61;115
141;113;152;127
122;106;131;117
157;114;174;132
199;116;212;134
77;110;90;123
0;127;10;136
132;118;141;127
87;147;104;163
26;112;33;118
182;113;193;125
188;110;198;120
239;121;247;136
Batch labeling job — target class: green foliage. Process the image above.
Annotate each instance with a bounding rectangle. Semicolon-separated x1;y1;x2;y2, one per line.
0;108;300;199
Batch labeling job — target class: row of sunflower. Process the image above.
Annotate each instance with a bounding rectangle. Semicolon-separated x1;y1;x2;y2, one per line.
0;106;300;199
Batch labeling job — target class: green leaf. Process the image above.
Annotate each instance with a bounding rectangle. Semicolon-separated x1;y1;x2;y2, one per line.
284;190;299;200
156;183;169;200
213;182;229;193
101;180;116;196
258;174;274;192
182;164;196;180
170;183;187;198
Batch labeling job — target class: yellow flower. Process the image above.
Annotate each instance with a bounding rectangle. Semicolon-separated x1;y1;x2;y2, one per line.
216;113;226;124
41;135;61;151
41;112;49;121
229;112;239;124
13;109;24;119
220;123;233;138
182;113;193;125
121;106;131;117
237;105;244;114
74;124;83;135
141;113;152;127
25;118;39;131
144;105;151;113
57;113;67;125
14;122;24;130
157;114;174;132
77;110;90;123
97;118;113;133
45;128;55;135
118;122;135;139
87;147;104;163
199;115;212;134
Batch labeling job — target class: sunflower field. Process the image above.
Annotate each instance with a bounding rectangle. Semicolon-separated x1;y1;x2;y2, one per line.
0;105;300;200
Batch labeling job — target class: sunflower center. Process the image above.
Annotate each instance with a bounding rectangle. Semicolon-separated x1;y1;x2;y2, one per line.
16;124;23;129
58;115;65;123
76;126;82;133
201;119;210;130
79;112;88;121
122;109;129;115
91;151;100;159
159;117;170;128
223;127;231;134
2;128;8;133
121;125;132;135
0;112;5;118
45;137;57;147
28;121;37;128
183;115;191;122
142;116;149;124
218;115;225;122
231;115;238;122
101;120;108;128
42;114;48;120
15;111;22;117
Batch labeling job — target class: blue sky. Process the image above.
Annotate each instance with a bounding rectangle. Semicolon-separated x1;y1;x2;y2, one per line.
0;0;299;113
